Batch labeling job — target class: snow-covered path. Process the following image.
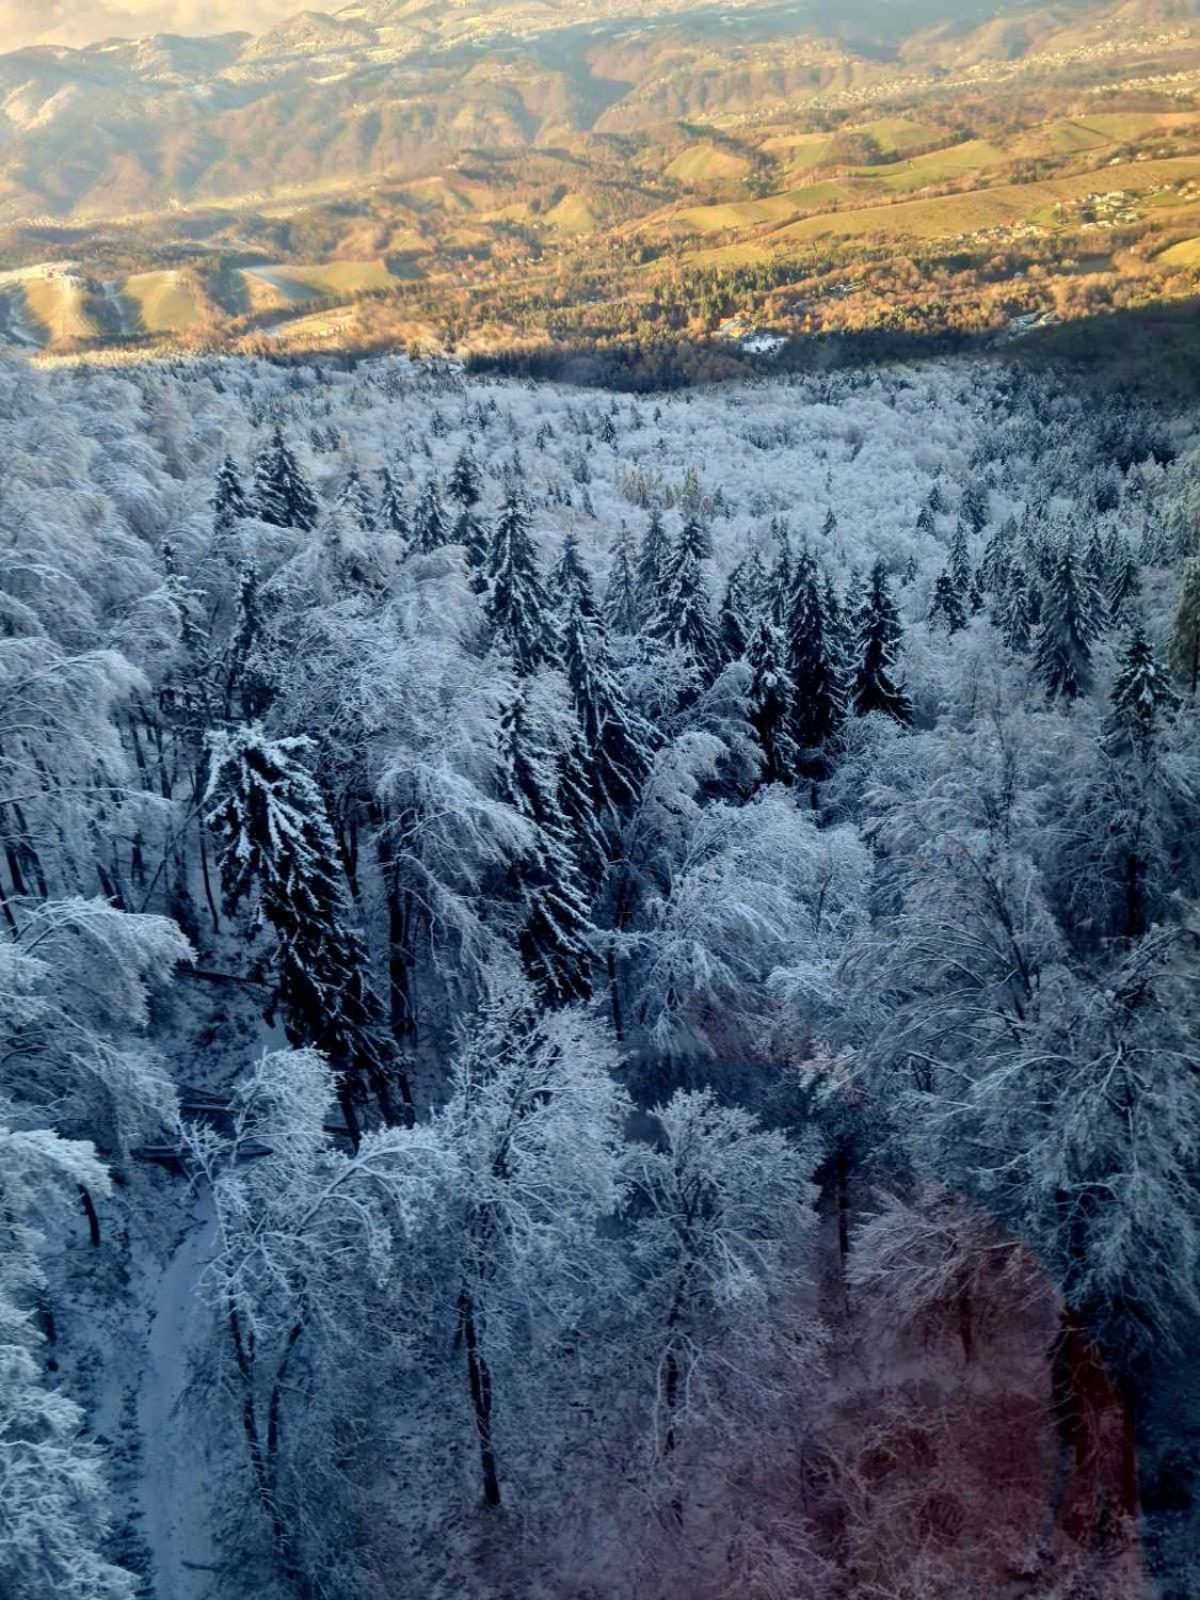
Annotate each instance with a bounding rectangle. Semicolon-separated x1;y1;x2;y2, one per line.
138;1189;219;1600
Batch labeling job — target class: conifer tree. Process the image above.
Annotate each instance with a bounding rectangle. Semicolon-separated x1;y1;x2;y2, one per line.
1168;556;1200;695
552;531;596;619
635;508;672;623
497;692;595;1005
852;561;912;724
206;727;410;1131
769;539;793;631
486;493;560;675
1000;561;1033;653
377;465;409;539
213;454;249;535
448;446;483;511
336;464;376;530
1033;536;1102;700
603;524;640;636
650;516;720;689
1106;535;1140;627
718;561;753;663
746;611;797;785
960;480;989;534
561;594;655;829
1110;620;1178;758
948;521;972;594
928;567;967;635
253;428;318;531
786;549;848;754
412;477;448;554
821;507;838;541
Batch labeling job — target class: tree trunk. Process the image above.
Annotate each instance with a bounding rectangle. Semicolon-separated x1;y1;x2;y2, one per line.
457;1288;501;1507
80;1184;101;1249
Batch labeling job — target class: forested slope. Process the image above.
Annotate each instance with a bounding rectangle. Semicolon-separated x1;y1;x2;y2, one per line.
3;348;1200;1599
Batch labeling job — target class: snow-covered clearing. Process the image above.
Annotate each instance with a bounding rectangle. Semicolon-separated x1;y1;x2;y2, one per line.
138;1188;218;1600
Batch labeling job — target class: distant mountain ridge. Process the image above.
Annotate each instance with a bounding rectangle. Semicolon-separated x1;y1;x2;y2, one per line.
0;0;1195;221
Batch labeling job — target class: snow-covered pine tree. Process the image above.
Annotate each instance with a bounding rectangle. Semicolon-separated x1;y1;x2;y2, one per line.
1106;535;1140;627
336;464;376;531
1109;619;1179;759
448;446;483;510
411;477;449;554
786;549;848;758
928;567;967;635
852;561;912;724
486;493;561;674
1033;535;1103;700
635;508;672;625
718;561;753;663
1169;556;1200;695
561;592;655;830
497;691;595;1005
650;516;720;692
960;480;989;534
947;520;972;595
205;726;411;1132
552;531;597;619
377;465;409;539
746;610;797;785
1000;560;1033;653
604;524;640;636
213;453;249;535
253;428;318;531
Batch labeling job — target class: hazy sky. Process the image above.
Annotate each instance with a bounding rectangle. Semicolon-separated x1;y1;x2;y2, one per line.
0;0;303;50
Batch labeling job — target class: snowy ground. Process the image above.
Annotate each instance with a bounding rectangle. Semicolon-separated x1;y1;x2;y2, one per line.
137;1188;219;1600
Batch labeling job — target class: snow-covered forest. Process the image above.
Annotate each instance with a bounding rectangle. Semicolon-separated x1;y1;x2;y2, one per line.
4;347;1200;1600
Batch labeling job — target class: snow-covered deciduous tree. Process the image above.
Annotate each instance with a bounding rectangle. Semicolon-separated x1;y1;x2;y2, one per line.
624;1089;821;1511
429;983;629;1506
0;1114;134;1600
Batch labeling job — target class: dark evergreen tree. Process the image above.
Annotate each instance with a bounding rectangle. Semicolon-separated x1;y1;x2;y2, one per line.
253;428;318;531
852;561;912;724
1109;620;1178;759
916;502;937;537
497;692;595;1006
562;596;655;829
635;509;672;624
486;493;560;675
769;540;793;632
213;454;249;534
746;612;797;786
928;567;967;635
1033;536;1103;700
786;549;848;754
206;727;410;1131
552;531;596;619
718;562;753;663
412;478;449;554
1000;561;1033;654
821;507;838;541
948;521;972;595
377;466;409;539
337;464;376;530
603;524;640;636
1106;536;1141;627
448;447;483;510
960;480;989;534
649;516;720;689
